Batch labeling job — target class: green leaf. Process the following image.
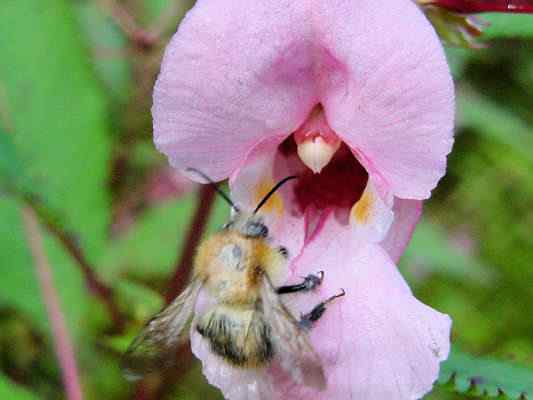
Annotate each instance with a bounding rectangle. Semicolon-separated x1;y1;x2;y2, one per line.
100;197;196;280
0;130;23;191
115;280;164;322
73;2;132;103
0;129;35;198
0;374;39;400
445;47;472;78
140;0;194;26
100;194;229;282
0;0;112;337
403;220;491;283
439;348;533;399
142;0;173;22
79;347;129;400
457;88;533;165
0;199;92;340
482;15;533;39
0;0;111;255
171;365;224;400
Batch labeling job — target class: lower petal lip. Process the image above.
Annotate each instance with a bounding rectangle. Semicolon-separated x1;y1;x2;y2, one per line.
271;219;451;400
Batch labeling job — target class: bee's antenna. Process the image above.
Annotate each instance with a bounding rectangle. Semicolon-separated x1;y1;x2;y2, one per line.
254;176;298;214
186;168;240;212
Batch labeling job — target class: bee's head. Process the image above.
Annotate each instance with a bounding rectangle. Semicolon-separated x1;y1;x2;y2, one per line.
186;168;297;239
223;213;269;238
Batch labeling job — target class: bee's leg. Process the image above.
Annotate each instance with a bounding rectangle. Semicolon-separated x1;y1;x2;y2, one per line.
298;289;345;330
277;246;289;258
275;271;324;295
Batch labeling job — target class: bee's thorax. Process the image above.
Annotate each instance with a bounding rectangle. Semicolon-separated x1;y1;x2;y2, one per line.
193;226;286;305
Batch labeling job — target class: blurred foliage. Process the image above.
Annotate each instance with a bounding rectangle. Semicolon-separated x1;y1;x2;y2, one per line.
0;0;111;345
483;15;533;39
0;1;532;399
0;373;39;400
419;14;533;399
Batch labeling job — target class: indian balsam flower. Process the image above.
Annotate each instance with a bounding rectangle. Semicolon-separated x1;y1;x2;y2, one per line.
153;1;454;399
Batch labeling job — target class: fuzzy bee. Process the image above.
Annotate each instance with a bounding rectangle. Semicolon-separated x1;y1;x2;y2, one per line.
122;169;344;390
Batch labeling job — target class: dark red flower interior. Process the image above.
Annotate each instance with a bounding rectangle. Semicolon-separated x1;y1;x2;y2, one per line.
279;136;368;214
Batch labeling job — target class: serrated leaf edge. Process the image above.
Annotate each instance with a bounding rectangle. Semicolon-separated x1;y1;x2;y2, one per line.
439;370;529;399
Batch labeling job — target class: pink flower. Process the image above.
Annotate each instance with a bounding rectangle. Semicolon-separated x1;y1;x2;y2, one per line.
153;1;454;399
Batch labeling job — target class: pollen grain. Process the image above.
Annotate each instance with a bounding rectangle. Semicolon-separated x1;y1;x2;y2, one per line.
254;179;284;216
351;188;373;225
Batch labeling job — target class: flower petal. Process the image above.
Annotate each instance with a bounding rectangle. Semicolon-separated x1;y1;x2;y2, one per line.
190;290;276;400
350;178;394;243
191;330;275;400
381;199;423;264
275;218;451;399
153;0;454;194
153;0;319;180
229;137;306;260
314;0;455;199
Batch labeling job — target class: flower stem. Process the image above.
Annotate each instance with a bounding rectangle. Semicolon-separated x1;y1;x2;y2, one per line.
133;381;148;400
23;196;125;331
132;185;215;399
148;0;195;41
95;0;195;52
165;184;216;303
95;0;158;51
132;186;215;399
153;346;194;400
21;206;84;400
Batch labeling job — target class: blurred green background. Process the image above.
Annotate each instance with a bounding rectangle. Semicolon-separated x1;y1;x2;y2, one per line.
1;1;532;399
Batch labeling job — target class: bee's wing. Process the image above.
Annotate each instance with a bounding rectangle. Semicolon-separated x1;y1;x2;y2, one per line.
121;279;202;380
260;276;326;390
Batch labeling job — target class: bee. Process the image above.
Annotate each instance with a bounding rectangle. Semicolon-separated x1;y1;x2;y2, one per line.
122;168;345;390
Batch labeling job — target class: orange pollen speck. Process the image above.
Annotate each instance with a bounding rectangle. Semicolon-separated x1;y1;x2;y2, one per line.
255;179;284;216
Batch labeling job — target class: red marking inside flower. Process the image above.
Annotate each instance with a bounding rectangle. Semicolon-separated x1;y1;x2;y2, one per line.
293;104;340;146
280;137;368;213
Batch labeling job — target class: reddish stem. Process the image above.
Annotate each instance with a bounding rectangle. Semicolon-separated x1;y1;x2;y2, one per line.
429;0;533;13
132;345;195;400
133;185;216;399
165;184;216;304
96;0;159;51
153;346;195;400
24;197;125;331
133;381;148;400
21;207;84;400
46;223;125;330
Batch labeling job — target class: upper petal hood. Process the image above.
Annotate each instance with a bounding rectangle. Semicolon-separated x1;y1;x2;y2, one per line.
316;1;454;199
153;0;317;181
153;0;454;199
